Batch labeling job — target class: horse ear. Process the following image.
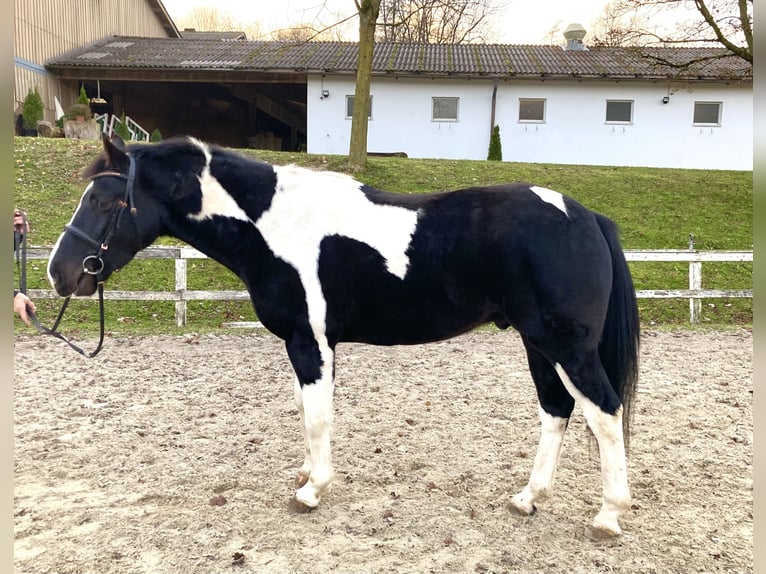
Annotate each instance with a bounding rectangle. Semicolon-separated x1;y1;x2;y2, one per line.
102;133;127;166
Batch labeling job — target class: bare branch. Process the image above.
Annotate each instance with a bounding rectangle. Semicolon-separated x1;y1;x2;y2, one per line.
592;0;752;64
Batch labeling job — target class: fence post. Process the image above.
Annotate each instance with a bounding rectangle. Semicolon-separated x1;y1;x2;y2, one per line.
175;256;187;327
688;234;701;324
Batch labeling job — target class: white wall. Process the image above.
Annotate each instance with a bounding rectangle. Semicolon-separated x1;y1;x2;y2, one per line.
307;75;752;171
494;79;752;170
307;76;495;159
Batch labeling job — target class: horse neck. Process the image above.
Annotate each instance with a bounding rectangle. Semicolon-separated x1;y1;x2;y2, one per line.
163;217;248;276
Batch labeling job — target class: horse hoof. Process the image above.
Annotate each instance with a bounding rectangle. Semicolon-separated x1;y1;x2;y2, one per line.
294;471;310;489
506;500;537;517
587;524;621;540
288;497;316;514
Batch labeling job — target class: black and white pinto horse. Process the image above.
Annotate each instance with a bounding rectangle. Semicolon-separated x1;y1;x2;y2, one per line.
48;135;639;538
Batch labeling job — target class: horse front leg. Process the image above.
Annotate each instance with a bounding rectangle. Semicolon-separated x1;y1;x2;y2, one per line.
293;377;311;489
286;334;336;512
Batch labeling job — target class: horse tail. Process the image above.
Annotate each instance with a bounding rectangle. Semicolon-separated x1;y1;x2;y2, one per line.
595;213;640;447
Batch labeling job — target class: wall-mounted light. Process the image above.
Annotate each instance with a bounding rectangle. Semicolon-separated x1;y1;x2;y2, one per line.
321;89;330;99
661;96;670;104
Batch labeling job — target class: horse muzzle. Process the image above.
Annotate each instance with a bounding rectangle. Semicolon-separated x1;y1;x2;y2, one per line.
48;259;102;297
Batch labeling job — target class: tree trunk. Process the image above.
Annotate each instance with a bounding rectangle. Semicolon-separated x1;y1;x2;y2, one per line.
348;0;381;173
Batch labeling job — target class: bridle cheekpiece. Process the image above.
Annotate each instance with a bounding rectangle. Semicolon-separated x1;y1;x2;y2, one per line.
63;154;138;280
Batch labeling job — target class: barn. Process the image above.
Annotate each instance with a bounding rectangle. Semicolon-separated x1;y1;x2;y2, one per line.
15;1;752;169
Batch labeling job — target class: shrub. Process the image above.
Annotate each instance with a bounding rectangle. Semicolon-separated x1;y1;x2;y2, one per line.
22;87;44;131
66;103;92;120
77;85;90;106
150;128;163;142
113;111;132;140
487;125;502;161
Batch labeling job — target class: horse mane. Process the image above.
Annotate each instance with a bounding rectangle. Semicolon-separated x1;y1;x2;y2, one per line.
82;136;220;180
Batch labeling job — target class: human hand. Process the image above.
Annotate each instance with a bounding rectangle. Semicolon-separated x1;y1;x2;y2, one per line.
13;292;36;326
13;210;30;233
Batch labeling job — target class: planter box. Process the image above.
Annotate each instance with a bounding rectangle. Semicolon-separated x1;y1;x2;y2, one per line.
63;119;100;140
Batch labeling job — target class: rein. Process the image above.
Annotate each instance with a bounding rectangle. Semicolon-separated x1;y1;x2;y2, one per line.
15;155;137;358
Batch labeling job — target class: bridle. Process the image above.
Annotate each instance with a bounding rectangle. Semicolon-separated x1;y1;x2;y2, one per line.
65;154;137;278
16;154;137;358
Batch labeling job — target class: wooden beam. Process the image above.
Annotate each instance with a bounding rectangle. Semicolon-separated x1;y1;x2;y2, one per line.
48;68;309;84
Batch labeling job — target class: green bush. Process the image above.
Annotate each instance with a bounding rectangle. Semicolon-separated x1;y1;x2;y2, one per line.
150;128;163;142
66;103;92;120
487;124;502;161
113;111;132;140
77;85;90;106
22;87;44;131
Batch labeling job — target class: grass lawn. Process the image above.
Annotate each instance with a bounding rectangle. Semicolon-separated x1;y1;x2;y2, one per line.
13;136;752;335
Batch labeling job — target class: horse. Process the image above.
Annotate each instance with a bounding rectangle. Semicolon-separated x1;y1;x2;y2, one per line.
47;135;640;538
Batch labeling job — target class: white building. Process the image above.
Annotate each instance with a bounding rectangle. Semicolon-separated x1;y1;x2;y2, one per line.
45;31;752;170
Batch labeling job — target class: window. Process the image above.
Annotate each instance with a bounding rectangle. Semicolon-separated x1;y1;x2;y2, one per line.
693;101;722;126
519;99;546;122
346;95;372;119
432;97;459;121
605;100;633;123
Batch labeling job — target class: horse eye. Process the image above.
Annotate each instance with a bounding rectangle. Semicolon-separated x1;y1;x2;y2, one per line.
89;192;118;211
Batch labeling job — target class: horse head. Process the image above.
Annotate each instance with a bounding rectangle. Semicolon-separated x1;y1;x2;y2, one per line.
47;134;164;297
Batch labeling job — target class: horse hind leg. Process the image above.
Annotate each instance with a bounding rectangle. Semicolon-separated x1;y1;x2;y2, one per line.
554;354;631;538
509;340;574;516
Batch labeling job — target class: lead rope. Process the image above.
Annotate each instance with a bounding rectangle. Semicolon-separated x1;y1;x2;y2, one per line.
15;212;107;358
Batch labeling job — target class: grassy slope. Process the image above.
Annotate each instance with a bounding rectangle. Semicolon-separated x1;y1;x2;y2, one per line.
13;137;752;334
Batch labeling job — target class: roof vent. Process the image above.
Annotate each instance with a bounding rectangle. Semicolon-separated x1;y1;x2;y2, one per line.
563;23;588;51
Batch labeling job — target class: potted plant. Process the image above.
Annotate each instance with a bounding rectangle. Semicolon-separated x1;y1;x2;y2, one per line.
63;86;99;140
66;85;92;121
21;87;44;136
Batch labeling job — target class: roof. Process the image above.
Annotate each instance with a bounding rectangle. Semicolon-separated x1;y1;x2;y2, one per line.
45;35;751;82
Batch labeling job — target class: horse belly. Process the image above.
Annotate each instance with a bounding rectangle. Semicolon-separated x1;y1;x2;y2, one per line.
341;303;496;345
325;273;500;345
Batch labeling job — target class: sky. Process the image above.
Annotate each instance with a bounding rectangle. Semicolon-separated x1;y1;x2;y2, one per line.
160;0;623;45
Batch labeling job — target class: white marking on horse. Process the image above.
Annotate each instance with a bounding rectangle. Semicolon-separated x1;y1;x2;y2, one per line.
554;362;631;535
261;165;418;280
47;181;93;287
530;186;569;217
294;366;335;507
510;405;568;514
186;137;250;222
255;164;419;339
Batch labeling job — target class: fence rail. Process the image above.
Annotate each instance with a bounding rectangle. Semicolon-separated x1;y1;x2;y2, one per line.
22;245;752;326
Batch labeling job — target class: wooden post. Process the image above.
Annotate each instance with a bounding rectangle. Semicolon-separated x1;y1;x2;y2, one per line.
175;256;187;327
688;234;701;324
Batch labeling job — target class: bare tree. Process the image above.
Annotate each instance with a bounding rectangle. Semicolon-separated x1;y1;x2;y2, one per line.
270;25;321;42
589;2;651;47
377;0;497;44
592;0;752;64
175;6;263;39
348;0;382;172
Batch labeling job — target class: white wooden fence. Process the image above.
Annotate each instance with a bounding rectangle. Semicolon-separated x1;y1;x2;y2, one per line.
22;245;752;326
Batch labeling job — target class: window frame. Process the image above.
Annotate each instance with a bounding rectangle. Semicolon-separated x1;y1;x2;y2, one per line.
345;95;373;120
518;98;546;123
605;99;634;124
431;96;460;122
693;101;722;126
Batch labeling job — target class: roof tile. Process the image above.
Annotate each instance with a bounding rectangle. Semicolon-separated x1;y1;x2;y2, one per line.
45;36;751;81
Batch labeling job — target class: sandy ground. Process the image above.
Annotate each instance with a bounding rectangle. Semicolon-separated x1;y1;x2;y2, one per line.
14;328;752;574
